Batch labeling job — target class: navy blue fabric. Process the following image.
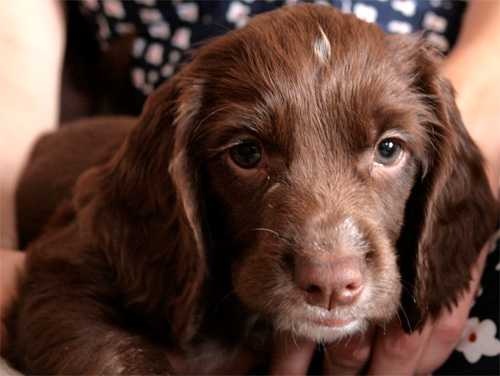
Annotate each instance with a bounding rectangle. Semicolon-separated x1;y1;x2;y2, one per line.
80;0;467;95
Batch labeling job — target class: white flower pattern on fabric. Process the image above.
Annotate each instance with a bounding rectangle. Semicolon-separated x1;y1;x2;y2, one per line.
132;38;146;58
353;3;378;23
456;318;500;364
103;0;125;19
82;0;98;11
145;43;164;66
423;11;448;33
171;27;191;50
391;0;416;17
176;2;199;23
387;20;412;34
226;1;251;28
140;8;162;23
149;22;170;39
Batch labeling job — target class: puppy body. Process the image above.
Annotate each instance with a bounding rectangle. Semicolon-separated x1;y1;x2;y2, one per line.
16;117;135;248
6;5;497;374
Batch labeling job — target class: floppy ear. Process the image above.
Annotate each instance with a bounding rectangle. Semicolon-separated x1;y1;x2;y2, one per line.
74;75;207;343
396;40;498;332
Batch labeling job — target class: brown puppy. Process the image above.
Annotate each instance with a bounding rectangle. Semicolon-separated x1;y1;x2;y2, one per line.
6;4;497;374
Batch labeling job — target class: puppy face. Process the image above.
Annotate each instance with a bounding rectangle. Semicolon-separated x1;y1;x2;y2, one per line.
87;5;495;346
185;7;432;342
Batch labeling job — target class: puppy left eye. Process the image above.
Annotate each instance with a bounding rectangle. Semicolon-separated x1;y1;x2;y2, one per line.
375;138;403;165
229;139;262;169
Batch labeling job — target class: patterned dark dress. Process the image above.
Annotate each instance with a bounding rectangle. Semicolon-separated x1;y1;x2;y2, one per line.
79;1;500;373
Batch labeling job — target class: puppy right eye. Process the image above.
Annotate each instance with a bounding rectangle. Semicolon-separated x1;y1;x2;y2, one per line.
375;138;403;166
229;140;262;169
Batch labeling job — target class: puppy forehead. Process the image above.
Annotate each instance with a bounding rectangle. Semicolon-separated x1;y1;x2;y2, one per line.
195;5;424;155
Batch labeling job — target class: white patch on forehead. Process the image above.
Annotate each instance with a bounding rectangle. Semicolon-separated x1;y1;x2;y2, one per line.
313;25;331;64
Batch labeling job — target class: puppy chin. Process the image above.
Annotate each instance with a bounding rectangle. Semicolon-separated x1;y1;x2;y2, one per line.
281;319;367;343
274;307;369;343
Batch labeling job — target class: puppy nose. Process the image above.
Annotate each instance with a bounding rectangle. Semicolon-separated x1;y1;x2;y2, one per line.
295;255;364;309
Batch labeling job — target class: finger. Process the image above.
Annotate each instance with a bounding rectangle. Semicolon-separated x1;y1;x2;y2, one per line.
368;319;433;375
0;249;25;310
323;328;374;375
0;249;25;347
415;244;489;374
269;332;316;375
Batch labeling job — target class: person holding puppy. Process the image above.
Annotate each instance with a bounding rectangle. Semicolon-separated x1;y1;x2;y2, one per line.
1;1;499;373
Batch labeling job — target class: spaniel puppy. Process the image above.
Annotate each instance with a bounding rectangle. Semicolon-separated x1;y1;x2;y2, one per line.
6;4;497;374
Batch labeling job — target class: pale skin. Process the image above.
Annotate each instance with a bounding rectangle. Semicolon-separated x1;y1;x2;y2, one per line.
1;0;499;373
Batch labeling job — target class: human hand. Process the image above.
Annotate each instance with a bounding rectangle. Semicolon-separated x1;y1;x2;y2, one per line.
0;248;25;347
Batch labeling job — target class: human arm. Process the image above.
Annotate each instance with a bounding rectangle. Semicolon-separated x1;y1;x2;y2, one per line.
0;0;65;345
0;0;65;249
441;0;500;195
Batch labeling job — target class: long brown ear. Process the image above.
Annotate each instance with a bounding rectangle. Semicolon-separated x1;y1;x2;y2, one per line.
74;75;207;343
396;40;498;332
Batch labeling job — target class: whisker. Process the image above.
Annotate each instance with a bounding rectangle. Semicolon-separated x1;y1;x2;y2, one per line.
395;311;403;328
367;284;413;332
397;301;413;332
372;320;388;337
319;342;327;353
345;333;353;347
250;227;295;246
399;280;418;304
252;227;281;237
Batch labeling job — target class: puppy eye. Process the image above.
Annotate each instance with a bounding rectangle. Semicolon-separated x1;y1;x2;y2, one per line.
375;138;403;165
229;140;262;169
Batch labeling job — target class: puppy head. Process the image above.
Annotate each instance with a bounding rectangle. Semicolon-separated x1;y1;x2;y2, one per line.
77;4;497;344
191;6;428;341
